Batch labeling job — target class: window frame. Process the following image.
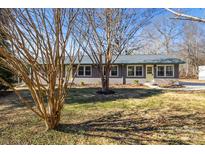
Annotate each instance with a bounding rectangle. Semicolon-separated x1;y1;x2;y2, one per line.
127;65;144;77
77;65;92;77
110;65;119;77
156;65;174;77
127;65;135;77
103;65;119;77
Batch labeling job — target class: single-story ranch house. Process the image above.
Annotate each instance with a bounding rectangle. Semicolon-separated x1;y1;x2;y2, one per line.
72;54;185;85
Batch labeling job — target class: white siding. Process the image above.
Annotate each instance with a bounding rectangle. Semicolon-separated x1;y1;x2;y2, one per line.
199;66;205;80
126;79;147;84
74;78;123;84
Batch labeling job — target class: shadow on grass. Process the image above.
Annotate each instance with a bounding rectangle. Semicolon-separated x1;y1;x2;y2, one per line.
66;88;163;104
0;90;29;114
0;88;163;116
0;91;13;98
56;110;205;144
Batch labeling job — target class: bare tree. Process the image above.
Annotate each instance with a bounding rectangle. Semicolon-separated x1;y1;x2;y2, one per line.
76;8;156;93
179;23;205;78
166;8;205;23
153;18;182;54
0;9;83;130
138;16;182;55
166;8;205;77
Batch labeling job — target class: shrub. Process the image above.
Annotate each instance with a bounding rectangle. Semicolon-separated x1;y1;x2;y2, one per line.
80;81;85;86
133;80;139;85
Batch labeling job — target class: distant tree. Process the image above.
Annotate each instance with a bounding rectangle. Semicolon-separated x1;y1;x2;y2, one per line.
166;8;205;78
137;16;182;55
0;9;83;130
179;23;205;78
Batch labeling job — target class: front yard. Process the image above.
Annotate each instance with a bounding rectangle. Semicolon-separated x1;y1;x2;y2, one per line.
0;86;205;144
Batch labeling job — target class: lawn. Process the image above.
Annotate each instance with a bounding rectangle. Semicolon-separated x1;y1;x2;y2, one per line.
0;86;205;144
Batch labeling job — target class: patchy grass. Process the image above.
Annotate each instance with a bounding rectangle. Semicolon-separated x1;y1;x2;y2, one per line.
0;87;205;144
179;79;205;83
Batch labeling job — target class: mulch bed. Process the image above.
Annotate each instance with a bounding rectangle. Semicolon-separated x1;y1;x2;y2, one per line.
0;91;13;98
96;89;115;95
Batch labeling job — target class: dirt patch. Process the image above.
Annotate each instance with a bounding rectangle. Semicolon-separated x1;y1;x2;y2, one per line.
180;79;205;83
173;90;205;94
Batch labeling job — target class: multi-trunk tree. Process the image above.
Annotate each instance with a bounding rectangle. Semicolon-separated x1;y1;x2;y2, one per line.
0;8;83;130
76;8;156;93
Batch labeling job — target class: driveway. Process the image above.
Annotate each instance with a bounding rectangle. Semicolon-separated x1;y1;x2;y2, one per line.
179;81;205;91
145;81;205;91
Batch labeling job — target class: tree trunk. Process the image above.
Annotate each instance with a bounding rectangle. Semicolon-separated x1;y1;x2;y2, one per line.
44;112;61;130
101;66;110;92
105;75;109;91
101;77;109;92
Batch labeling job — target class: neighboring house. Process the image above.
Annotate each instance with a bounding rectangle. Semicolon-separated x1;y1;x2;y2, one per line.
72;54;185;85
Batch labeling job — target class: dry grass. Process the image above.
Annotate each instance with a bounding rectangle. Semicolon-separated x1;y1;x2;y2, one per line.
180;79;205;83
0;87;205;144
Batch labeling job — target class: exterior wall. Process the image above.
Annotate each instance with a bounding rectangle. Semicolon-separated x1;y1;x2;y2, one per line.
154;64;179;78
74;77;123;84
125;64;146;78
125;78;178;85
73;64;123;78
126;78;147;84
72;64;180;84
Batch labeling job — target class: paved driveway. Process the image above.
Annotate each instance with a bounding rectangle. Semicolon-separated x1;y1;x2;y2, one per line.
179;81;205;91
145;81;205;91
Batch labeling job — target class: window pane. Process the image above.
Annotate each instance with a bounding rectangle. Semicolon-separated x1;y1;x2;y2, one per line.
128;66;134;76
85;66;91;76
78;66;84;76
136;66;143;76
166;66;173;77
147;67;152;74
111;66;118;76
157;66;164;76
103;66;106;76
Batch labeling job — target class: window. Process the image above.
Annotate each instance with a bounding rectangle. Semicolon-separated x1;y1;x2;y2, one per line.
128;66;134;76
136;66;143;76
127;65;143;77
166;66;174;77
147;67;153;74
111;66;118;76
103;65;118;77
85;66;91;76
78;66;84;76
78;65;91;76
157;66;165;77
157;65;174;77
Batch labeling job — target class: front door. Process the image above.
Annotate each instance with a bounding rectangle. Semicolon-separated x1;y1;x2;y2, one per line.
146;65;154;81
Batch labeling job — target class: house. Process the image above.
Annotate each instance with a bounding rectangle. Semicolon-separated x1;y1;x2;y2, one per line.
72;54;185;85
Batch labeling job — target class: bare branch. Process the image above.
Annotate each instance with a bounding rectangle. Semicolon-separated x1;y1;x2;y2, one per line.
165;8;205;23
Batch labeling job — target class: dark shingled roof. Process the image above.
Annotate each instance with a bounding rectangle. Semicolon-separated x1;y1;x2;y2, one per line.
71;54;185;64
